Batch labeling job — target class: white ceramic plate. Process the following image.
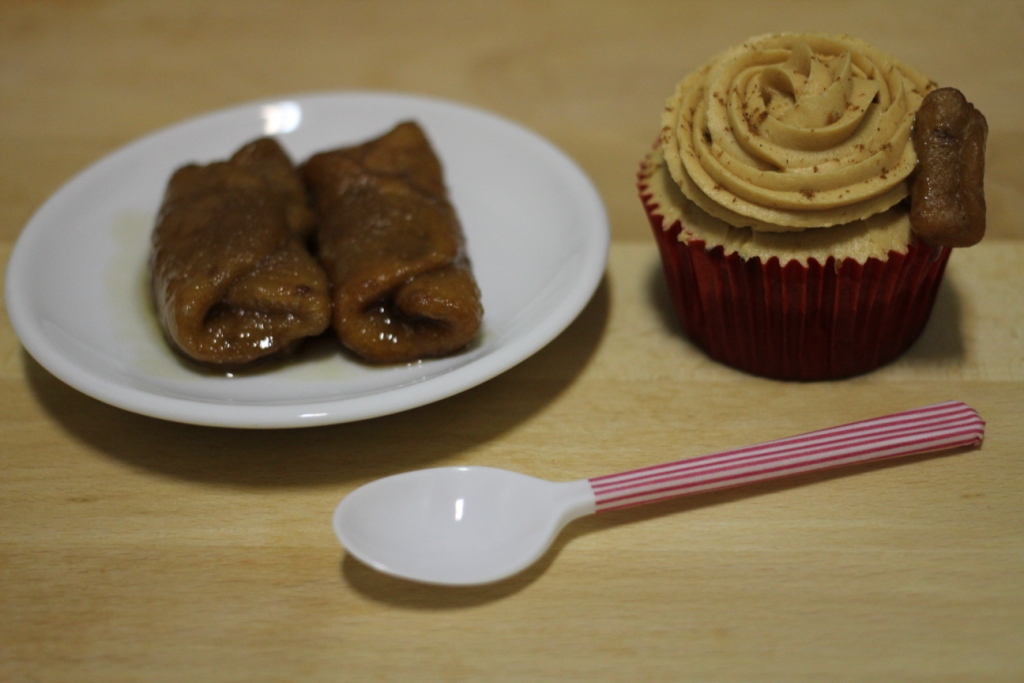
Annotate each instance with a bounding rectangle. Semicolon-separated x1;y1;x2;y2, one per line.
5;92;608;428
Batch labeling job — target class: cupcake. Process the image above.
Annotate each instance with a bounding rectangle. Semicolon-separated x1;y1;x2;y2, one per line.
640;33;986;380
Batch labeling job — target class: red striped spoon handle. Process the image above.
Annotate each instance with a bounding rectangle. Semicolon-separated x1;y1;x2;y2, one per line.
588;401;985;513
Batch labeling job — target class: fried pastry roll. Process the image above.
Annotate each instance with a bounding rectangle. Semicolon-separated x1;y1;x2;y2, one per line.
301;122;483;364
151;138;331;368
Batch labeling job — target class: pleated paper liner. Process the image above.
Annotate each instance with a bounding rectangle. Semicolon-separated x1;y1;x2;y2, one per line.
639;168;951;381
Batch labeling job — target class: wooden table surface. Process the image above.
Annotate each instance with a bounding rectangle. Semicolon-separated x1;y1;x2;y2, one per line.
2;2;1022;681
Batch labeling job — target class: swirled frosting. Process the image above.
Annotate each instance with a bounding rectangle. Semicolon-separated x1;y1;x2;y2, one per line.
660;33;936;232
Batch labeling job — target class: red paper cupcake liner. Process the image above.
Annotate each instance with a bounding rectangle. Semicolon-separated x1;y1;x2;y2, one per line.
639;166;951;381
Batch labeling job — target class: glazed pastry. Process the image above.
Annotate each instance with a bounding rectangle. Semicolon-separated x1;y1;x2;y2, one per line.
151;138;331;368
301;122;483;364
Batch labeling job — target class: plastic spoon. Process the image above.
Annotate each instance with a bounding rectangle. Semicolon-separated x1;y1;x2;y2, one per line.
333;401;984;586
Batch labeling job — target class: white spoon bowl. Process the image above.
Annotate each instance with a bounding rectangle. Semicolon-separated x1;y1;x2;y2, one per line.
336;468;594;585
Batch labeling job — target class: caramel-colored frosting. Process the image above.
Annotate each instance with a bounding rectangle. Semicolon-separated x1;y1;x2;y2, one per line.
661;33;936;232
642;148;913;265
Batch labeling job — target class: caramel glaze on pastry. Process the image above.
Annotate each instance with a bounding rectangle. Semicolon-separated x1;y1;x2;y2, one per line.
150;138;331;369
301;122;483;364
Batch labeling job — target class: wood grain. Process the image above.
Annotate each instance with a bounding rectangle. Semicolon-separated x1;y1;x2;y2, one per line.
2;2;1023;681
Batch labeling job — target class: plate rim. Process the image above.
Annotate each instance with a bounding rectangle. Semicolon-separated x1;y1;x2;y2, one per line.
4;90;609;429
